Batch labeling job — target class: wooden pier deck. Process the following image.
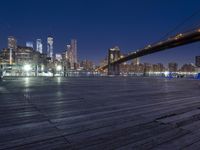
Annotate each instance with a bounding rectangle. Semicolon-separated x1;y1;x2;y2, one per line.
1;77;200;150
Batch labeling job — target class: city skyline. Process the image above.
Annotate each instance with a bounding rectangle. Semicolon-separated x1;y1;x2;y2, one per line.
0;0;200;65
1;32;199;67
1;1;200;149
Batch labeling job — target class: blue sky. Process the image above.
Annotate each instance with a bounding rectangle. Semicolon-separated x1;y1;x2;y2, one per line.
0;0;200;66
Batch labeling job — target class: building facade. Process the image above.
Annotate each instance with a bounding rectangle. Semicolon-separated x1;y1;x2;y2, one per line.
67;39;78;69
15;46;34;65
168;62;178;72
26;42;34;49
195;56;200;67
36;39;43;54
8;36;17;50
47;36;53;58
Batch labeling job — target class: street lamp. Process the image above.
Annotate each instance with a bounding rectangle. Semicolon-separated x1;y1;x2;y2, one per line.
56;65;62;76
56;65;62;71
23;64;32;76
23;64;31;72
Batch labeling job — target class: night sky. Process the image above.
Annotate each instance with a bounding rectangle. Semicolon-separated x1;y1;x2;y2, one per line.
0;0;200;66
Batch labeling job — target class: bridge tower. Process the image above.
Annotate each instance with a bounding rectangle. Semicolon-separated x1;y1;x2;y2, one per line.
108;46;121;75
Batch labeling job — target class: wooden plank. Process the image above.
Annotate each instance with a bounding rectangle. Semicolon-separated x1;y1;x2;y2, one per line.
72;124;187;150
183;141;200;150
158;109;200;124
6;137;71;150
117;128;189;150
1;77;200;150
153;130;200;150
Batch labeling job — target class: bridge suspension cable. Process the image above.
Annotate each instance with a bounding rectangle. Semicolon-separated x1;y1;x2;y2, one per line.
160;8;200;41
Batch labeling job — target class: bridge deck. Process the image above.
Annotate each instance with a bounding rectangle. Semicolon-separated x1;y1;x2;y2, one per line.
0;77;200;150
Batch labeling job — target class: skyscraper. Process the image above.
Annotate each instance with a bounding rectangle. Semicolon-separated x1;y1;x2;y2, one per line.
67;39;77;69
26;41;34;49
168;62;178;72
132;58;140;65
36;39;43;53
196;56;200;67
8;36;17;50
65;45;71;60
47;36;53;58
71;39;77;64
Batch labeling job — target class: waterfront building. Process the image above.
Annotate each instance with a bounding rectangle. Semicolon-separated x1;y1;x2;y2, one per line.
152;63;165;72
168;62;178;72
180;64;195;72
80;59;94;71
55;54;62;62
36;39;43;53
0;48;12;65
47;36;53;58
157;63;165;72
120;63;130;74
67;40;77;69
132;58;140;65
26;41;34;49
153;64;159;72
70;39;78;69
71;39;77;64
137;63;145;73
65;45;70;60
144;63;153;73
195;56;200;67
8;36;17;50
15;46;34;65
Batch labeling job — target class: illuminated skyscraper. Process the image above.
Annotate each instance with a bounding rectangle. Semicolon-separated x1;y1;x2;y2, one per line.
71;39;77;64
8;36;17;50
196;56;200;67
132;58;140;65
47;36;53;58
8;36;17;65
67;39;77;69
36;39;43;53
168;62;178;72
66;44;71;52
65;45;70;60
55;54;62;61
26;41;34;49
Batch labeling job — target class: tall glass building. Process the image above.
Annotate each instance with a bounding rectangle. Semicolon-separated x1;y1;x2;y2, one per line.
47;36;53;58
36;39;43;53
8;36;17;50
26;41;34;49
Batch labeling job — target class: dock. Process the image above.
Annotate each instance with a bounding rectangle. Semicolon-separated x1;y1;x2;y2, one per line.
0;77;200;149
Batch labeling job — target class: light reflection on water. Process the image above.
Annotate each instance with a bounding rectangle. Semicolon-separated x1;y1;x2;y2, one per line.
57;77;61;84
24;77;30;87
24;77;31;100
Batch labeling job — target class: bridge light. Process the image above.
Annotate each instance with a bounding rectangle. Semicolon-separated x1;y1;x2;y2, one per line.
145;45;151;50
148;45;151;48
175;33;183;40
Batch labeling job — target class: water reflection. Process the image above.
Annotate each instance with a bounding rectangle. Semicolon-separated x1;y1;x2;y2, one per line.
24;77;30;87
